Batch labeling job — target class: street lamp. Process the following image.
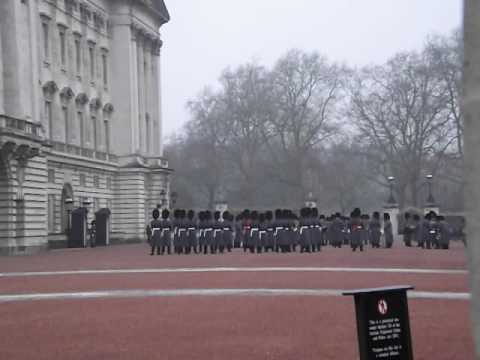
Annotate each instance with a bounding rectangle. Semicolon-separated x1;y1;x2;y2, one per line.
387;176;396;204
170;191;178;209
160;189;167;208
425;174;435;205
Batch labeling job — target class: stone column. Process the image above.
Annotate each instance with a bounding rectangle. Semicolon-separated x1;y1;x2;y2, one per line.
0;18;4;115
130;25;139;153
464;1;480;357
152;38;163;157
137;32;145;154
111;168;147;242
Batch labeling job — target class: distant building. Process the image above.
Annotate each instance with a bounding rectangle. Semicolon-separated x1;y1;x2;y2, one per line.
0;0;172;255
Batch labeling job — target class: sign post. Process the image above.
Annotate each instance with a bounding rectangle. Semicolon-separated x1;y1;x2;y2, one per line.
343;286;414;360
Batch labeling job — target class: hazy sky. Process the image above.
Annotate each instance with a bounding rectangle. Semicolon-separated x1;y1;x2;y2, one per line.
160;0;462;138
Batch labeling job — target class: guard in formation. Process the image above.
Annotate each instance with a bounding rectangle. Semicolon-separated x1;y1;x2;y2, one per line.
146;207;452;255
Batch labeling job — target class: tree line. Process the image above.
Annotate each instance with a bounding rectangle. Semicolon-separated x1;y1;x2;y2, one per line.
164;30;462;213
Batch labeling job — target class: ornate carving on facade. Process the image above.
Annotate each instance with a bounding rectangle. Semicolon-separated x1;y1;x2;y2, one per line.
103;103;114;114
42;81;59;96
79;2;92;22
65;0;79;14
60;87;75;102
152;38;163;55
75;93;89;106
90;98;102;111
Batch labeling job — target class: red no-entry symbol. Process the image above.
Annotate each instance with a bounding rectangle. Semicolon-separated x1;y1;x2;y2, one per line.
378;299;388;315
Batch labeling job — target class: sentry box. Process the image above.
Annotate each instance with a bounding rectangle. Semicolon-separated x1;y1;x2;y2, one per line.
343;286;414;360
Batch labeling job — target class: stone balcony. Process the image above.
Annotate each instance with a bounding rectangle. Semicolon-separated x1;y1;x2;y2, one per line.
49;141;118;163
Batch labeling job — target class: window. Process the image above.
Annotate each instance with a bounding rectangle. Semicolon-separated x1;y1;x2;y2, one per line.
59;29;66;66
79;173;86;186
104;119;110;153
93;175;99;188
45;101;52;140
63;107;69;143
106;176;112;190
48;169;55;183
75;37;82;74
48;194;55;233
91;115;97;150
42;22;49;59
77;111;84;147
89;45;95;79
102;53;108;86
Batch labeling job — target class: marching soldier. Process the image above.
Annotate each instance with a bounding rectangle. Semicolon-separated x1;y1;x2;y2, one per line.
204;211;214;254
186;210;197;254
179;210;189;254
149;209;162;255
299;208;311;253
311;208;322;252
320;215;328;246
172;210;181;254
159;209;172;254
222;211;233;252
274;209;286;252
370;212;382;248
425;212;438;249
383;213;393;248
265;211;275;252
242;210;252;252
212;211;223;254
350;208;364;252
331;213;344;248
234;213;243;248
258;213;267;253
198;211;207;254
342;216;350;246
250;211;260;253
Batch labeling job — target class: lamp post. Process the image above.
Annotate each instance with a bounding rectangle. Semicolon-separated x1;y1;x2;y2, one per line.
425;174;435;205
387;176;396;205
170;191;178;209
160;189;166;208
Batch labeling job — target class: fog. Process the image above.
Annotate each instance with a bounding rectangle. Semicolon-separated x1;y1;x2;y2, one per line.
161;0;462;137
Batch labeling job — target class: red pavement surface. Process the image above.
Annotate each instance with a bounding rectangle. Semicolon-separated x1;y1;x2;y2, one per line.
0;241;474;359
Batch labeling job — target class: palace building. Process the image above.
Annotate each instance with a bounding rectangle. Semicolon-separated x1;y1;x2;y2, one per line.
0;0;171;255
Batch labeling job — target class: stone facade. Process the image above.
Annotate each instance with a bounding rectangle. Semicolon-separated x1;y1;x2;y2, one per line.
0;0;171;255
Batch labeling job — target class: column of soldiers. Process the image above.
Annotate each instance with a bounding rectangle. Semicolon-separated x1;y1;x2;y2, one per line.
402;211;451;250
146;207;449;255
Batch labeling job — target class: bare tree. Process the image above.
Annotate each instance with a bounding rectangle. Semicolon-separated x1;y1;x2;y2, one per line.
348;50;457;207
266;49;344;202
218;64;275;205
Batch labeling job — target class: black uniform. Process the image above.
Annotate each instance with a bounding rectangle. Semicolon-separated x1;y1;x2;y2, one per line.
384;213;393;248
149;209;162;255
350;208;364;252
369;212;382;248
186;210;197;254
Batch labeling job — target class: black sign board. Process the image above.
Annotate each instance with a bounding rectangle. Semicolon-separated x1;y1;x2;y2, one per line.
95;208;111;246
343;286;414;360
69;207;88;248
